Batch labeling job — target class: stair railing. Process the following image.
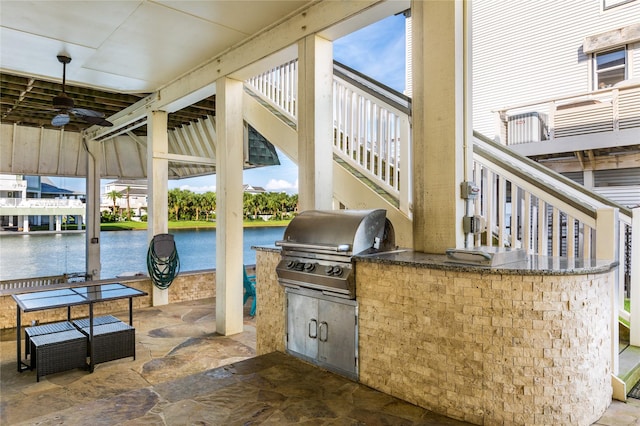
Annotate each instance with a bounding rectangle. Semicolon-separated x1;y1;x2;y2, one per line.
245;60;412;216
472;132;636;341
246;60;298;122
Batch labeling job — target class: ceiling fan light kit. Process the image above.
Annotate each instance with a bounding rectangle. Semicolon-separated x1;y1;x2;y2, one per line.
51;55;113;127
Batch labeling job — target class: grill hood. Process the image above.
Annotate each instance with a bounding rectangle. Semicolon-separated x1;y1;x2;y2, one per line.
276;209;394;256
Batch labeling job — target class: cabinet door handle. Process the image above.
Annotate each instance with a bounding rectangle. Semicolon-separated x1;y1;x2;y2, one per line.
319;321;328;342
309;318;317;338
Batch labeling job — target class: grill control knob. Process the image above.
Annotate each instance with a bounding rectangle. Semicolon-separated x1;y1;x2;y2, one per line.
325;265;334;275
304;262;315;272
286;260;296;269
332;266;343;276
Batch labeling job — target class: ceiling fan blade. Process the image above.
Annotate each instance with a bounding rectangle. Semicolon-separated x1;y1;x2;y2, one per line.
50;56;113;128
52;113;70;126
81;115;114;127
70;107;105;118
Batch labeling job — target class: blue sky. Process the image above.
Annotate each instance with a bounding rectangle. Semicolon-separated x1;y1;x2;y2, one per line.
50;13;406;194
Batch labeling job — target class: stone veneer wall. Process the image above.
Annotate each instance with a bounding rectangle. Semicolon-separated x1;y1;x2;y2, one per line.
356;262;613;425
255;250;286;354
0;270;217;330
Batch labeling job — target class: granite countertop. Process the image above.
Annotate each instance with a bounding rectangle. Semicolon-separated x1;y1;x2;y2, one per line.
252;245;281;253
354;249;618;276
255;245;617;275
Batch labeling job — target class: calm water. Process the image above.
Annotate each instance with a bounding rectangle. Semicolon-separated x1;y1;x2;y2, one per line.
0;227;285;281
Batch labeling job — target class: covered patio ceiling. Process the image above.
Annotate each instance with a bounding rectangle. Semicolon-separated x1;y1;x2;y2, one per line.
0;1;408;180
0;0;311;178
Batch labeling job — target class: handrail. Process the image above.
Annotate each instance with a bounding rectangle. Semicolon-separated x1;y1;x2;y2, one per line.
473;132;633;220
333;60;411;115
473;144;597;223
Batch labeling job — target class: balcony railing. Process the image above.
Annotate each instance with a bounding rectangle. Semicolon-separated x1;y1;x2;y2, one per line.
0;198;85;208
498;83;640;145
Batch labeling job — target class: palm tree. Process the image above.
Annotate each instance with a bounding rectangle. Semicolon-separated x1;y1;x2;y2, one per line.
266;194;281;219
107;190;122;215
168;188;183;220
179;190;192;220
202;192;216;221
125;186;131;221
243;193;257;219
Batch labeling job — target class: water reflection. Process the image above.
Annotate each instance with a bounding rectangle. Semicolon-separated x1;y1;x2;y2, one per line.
0;227;284;281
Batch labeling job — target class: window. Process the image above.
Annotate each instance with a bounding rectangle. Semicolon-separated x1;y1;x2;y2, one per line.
594;47;626;89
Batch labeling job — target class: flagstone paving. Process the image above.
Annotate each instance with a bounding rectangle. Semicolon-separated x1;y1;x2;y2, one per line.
1;297;639;425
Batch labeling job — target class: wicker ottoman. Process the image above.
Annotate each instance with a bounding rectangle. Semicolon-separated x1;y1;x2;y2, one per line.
79;321;135;365
25;321;76;362
30;329;87;382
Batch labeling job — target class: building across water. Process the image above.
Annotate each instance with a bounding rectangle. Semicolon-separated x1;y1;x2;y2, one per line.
0;175;85;232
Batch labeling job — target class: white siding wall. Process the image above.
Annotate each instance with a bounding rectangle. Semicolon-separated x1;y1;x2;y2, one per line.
472;0;640;141
631;41;640;79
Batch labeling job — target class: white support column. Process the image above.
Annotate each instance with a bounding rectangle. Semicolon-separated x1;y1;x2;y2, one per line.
215;77;245;336
630;208;640;346
297;35;334;211
411;0;470;253
20;215;29;232
596;207;620;375
48;216;54;231
584;170;595;190
55;215;62;232
86;137;102;279
147;110;170;306
399;115;411;218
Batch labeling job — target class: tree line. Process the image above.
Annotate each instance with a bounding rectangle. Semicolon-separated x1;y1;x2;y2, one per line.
169;189;298;221
104;188;298;222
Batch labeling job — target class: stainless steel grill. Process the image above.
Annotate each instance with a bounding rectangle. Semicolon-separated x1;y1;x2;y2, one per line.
275;209;395;299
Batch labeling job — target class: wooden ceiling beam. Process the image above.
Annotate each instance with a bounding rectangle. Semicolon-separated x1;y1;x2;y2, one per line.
1;72;218;134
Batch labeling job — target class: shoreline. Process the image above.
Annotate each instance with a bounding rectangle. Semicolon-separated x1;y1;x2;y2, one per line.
0;220;290;236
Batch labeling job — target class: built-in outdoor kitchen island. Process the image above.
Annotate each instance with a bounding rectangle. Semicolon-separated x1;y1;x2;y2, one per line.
254;237;617;425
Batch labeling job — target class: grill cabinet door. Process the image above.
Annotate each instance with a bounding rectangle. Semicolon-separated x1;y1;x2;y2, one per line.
317;298;357;378
286;291;319;361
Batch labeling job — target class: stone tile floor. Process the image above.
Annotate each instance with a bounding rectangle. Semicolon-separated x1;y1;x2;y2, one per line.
0;297;639;425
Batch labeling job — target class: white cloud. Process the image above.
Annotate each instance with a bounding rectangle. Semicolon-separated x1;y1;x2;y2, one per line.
264;178;298;193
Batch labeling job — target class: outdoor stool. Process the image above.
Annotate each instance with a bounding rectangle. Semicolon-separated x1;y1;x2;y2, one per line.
72;315;121;329
25;321;75;361
30;329;87;382
79;321;135;365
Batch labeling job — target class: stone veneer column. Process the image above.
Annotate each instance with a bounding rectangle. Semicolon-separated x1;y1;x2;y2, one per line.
356;263;612;425
255;250;286;355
